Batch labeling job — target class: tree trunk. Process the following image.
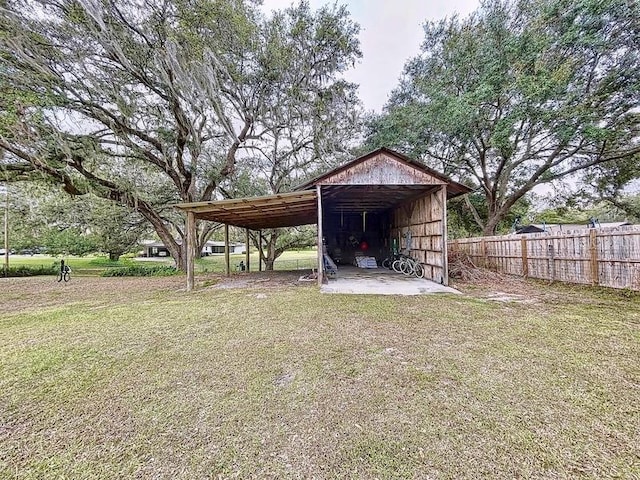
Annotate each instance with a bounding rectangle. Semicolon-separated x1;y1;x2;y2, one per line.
109;252;120;261
261;231;280;271
264;240;277;271
482;216;501;236
482;195;523;236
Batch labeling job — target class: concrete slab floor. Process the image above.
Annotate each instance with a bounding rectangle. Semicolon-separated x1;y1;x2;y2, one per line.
321;266;461;295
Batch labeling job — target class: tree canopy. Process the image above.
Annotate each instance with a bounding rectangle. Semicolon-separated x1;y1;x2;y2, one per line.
0;0;361;267
366;0;640;235
5;182;147;258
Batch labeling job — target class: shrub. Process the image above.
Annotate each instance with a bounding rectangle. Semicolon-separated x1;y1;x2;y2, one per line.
1;264;58;277
88;257;132;267
101;265;179;277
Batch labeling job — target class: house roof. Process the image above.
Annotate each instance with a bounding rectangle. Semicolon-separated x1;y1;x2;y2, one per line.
532;222;632;231
515;225;545;234
516;221;632;234
143;240;244;247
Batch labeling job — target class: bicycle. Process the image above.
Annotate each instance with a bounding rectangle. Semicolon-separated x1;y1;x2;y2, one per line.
381;237;401;270
392;252;425;278
57;259;71;282
381;252;400;269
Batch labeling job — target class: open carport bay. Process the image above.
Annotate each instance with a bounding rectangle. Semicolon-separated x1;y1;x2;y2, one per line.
321;266;461;295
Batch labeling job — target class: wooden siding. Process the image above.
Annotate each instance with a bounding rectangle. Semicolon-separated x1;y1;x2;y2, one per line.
318;152;447;186
391;189;446;284
450;226;640;290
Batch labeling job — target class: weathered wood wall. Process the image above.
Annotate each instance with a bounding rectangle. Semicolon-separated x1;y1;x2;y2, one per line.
319;151;446;186
449;226;640;290
391;188;446;283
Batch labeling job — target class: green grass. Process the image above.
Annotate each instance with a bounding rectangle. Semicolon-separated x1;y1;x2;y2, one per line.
3;255;144;276
196;249;317;273
0;276;638;479
4;250;317;276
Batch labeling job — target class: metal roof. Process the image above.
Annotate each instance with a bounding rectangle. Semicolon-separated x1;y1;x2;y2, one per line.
175;148;472;229
175;190;318;230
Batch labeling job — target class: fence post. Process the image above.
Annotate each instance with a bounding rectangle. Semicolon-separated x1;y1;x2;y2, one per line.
481;238;487;269
589;229;599;286
548;242;555;281
521;237;528;278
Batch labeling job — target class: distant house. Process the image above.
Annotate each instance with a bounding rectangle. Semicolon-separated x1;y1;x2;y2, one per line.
516;221;632;234
515;225;545;234
201;241;246;256
141;242;172;257
141;240;246;258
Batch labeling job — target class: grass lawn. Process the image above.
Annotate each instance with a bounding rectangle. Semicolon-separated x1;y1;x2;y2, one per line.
4;250;318;276
0;273;638;478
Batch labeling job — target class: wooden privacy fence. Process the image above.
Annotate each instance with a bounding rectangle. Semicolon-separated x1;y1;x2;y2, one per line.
449;226;640;290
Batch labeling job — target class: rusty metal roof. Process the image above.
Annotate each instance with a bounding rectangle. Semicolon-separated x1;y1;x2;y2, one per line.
174;148;472;229
175;190;318;230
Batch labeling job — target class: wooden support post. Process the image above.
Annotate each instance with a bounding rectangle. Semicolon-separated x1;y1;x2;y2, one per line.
4;185;8;277
589;229;599;286
480;238;487;269
440;185;449;286
186;211;196;291
521;237;528;278
258;230;263;272
224;223;230;276
316;185;324;286
245;228;250;273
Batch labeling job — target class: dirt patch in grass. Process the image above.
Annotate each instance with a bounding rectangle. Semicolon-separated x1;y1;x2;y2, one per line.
207;270;306;290
451;270;557;305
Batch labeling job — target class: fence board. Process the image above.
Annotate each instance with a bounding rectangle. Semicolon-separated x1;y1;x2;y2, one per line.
449;226;640;290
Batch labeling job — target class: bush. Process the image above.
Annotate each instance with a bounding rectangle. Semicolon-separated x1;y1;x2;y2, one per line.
1;264;58;277
88;257;132;267
101;265;179;277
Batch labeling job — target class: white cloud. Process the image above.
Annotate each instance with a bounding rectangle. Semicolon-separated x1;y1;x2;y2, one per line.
261;0;480;112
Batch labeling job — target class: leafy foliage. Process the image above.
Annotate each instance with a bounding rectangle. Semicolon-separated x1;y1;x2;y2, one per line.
367;0;640;235
1;264;57;277
252;225;317;270
0;0;361;268
5;183;146;258
100;265;179;277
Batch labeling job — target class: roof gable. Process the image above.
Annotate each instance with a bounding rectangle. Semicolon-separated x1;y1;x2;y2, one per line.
297;147;471;197
316;150;446;186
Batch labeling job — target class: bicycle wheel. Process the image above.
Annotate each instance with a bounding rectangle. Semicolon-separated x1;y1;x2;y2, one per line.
392;259;403;273
63;272;70;282
401;260;414;276
414;262;424;278
56;272;63;282
382;258;391;269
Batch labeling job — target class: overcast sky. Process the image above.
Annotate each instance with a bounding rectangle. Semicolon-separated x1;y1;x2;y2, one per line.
261;0;480;113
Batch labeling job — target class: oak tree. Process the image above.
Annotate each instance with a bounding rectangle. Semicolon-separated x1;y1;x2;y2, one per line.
366;0;640;235
0;0;361;267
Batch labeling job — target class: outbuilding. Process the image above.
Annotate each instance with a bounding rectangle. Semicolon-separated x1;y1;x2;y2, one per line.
176;148;471;291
